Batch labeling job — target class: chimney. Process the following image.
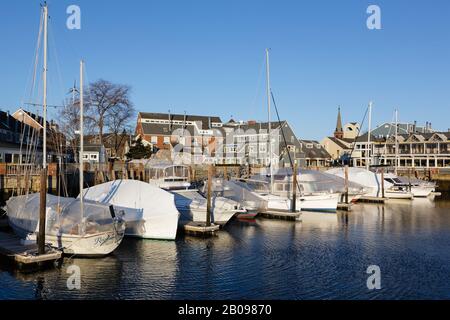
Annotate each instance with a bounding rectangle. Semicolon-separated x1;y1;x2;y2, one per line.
413;121;417;133
208;116;211;129
429;122;432;132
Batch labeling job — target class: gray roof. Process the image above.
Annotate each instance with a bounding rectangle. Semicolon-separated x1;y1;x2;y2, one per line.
139;112;222;129
299;140;332;159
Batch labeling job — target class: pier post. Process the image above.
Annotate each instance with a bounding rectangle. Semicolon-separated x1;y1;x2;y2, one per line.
291;163;297;212
206;165;213;227
381;168;385;199
224;166;228;181
344;165;349;204
38;167;47;255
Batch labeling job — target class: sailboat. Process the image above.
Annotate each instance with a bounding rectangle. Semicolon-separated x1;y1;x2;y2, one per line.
6;5;125;257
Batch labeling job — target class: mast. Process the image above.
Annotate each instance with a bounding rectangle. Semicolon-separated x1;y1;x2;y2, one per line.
366;101;372;170
42;3;48;168
266;49;274;192
38;3;49;255
395;109;399;175
80;60;84;218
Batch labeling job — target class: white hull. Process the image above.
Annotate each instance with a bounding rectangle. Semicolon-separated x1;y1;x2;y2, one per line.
124;213;179;240
10;222;125;257
178;207;237;226
173;190;242;226
298;193;339;213
411;186;435;198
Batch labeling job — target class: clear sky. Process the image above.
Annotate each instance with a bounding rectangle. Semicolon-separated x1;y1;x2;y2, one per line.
0;0;449;139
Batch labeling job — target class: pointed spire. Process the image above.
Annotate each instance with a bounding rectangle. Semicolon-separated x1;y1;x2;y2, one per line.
334;106;344;139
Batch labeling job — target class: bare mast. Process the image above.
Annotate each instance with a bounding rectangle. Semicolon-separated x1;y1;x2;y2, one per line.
366;101;373;170
42;3;48;168
80;60;84;218
266;49;274;192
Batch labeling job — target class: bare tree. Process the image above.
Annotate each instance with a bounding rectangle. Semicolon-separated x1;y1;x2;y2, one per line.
85;79;134;147
107;103;135;157
57;96;95;161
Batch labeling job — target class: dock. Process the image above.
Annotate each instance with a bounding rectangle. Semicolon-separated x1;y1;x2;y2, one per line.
0;232;62;272
337;202;352;211
260;209;301;221
357;196;387;204
183;222;220;237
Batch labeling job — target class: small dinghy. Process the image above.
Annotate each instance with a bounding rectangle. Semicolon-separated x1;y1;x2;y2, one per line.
6;194;125;257
80;180;180;240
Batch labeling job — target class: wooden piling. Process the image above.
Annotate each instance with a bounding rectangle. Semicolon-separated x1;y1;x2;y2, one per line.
344;165;349;204
291;164;297;212
206;165;213;227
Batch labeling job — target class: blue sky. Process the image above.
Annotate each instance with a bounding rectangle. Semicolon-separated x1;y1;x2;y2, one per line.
0;0;449;139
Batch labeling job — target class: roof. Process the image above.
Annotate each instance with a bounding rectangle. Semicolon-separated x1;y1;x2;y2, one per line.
140;122;226;137
226;121;286;132
326;137;353;149
139;112;222;129
299;139;332;159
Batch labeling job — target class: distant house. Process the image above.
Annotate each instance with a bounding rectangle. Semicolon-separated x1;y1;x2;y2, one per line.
218;120;305;167
84;133;131;160
80;144;107;163
299;139;332;168
0;108;67;164
135;112;224;163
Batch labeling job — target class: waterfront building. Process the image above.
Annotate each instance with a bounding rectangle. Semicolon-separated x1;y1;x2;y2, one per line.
353;131;450;169
298;139;332;168
0;108;67;164
217;120;304;167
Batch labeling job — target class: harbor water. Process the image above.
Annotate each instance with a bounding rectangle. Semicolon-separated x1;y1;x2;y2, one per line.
1;196;450;300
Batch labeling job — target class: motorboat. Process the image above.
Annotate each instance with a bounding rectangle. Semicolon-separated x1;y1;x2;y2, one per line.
326;167;413;200
80;180;180;240
6;194;125;257
384;173;435;198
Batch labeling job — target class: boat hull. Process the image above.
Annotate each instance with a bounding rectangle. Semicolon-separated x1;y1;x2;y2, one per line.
297;194;339;213
10;222;125;257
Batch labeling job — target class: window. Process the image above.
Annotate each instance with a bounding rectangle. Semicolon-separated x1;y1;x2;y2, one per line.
164;136;170;144
90;154;98;160
306;144;313;149
151;136;158;144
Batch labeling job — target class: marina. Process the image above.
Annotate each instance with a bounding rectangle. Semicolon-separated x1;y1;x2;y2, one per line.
1;196;450;300
0;0;449;303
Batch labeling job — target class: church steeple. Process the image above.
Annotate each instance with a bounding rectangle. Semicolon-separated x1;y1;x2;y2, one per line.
334;106;344;139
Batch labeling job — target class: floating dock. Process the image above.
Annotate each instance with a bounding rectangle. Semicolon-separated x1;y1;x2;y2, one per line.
183;222;220;237
260;209;301;221
357;196;387;204
337;202;352;211
0;232;62;272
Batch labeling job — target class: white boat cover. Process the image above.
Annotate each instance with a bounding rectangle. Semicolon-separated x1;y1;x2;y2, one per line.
249;168;367;195
203;178;269;212
6;193;117;237
80;180;180;239
326;167;394;189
